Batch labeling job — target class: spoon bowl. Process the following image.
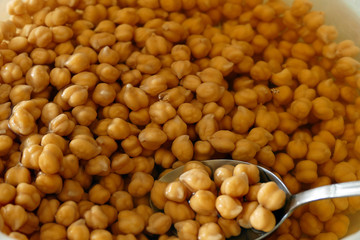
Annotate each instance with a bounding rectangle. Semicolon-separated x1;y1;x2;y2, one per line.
153;159;360;240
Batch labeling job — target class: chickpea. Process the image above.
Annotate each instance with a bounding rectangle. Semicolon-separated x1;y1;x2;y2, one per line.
299;212;324;236
14;183;41;212
1;204;28;231
215;195;243;220
64;53;90;74
146;212;172;235
128;172;154;197
54;201;80;227
48;113;75;136
198;222;225;240
324;214;350;238
117;210;145;235
83;205;109;230
27;26;52;48
37;198;60;224
217;217;241;238
138;127;167;151
196;82;225;103
233;163;260;185
232;106;255;134
189;190;216;216
295;160;318;184
67;219;90;240
333;162;357;183
257;181;286;211
174;220;199;240
220;173;249;198
179;168;212;193
40;223;67;240
207;130;236;153
0;183;16;205
171;135;193;162
195;115;220;142
150;180;168;210
69;134;102;160
249;205;276;232
57;179;84;203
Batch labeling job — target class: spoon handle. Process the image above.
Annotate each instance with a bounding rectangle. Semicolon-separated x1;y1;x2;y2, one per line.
288;181;360;213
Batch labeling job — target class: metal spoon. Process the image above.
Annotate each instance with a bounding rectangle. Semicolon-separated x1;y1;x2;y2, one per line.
153;159;360;240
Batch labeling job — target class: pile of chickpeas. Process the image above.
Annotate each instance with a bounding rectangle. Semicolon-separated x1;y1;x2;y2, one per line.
0;0;360;239
150;161;286;239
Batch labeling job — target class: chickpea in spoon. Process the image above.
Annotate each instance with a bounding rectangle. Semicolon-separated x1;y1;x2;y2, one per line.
150;159;360;240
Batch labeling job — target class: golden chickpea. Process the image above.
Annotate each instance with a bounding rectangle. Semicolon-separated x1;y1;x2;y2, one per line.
171;135;193;162
164;200;195;223
258;181;286;211
117;210;145;235
14;183;41;212
1;204;28;231
220;173;249;198
234;88;258;109
232;106;256;134
188;190;216;216
136;54;162;75
232;139;260;162
324;214;350;238
249;205;276;232
218;218;241;238
56;179;83;202
54;201;80;227
88;185;111;205
84;155;110;176
83;205;109;230
64;53;90;74
37;198;60;224
178;168;211;193
299;212;324;236
172;220;197;240
128;172;154;197
198;222;225;240
28;26;52;48
177;102;202;124
122;84;149;111
187;35;212;59
295;160;318;184
208;130;237;153
35;172;63;195
67;219;90;240
0;183;16;205
215;195;243;220
69;134;102;160
137;126;167;151
40;223;67;240
48;113;75;136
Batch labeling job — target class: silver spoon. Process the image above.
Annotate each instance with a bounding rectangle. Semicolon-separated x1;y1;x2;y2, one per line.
153;159;360;240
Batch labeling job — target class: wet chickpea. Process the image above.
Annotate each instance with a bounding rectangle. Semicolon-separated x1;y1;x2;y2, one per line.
249;205;276;232
0;0;360;239
14;183;41;212
128;172;154;197
1;204;28;231
146;212;172;235
67;219;90;240
220;173;249;198
117;210;145;235
0;183;16;205
122;84;149;111
40;223;67;240
215;195;243;220
171;135;193;162
198;222;225;240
